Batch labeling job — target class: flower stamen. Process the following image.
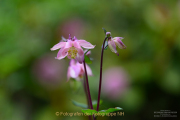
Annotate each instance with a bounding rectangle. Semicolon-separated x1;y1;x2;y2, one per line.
68;46;78;59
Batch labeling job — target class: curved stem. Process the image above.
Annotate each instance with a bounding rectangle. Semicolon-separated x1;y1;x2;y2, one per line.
96;37;108;112
83;60;95;120
83;78;90;108
83;77;92;120
83;60;93;109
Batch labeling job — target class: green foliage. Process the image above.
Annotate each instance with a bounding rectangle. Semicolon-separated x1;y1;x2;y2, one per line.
81;107;123;115
71;100;88;109
98;107;123;113
92;100;103;109
102;28;107;34
71;100;103;109
84;55;92;64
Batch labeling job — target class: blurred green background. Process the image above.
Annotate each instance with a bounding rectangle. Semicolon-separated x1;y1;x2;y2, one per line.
0;0;180;120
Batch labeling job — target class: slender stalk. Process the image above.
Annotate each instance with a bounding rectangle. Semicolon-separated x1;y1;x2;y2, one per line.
96;37;108;112
83;77;90;109
83;77;91;120
83;60;95;120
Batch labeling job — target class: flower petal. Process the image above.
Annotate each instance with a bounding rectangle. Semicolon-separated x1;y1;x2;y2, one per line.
76;53;84;63
69;66;81;79
61;41;72;57
73;41;84;62
51;42;66;51
73;40;81;48
67;62;81;81
113;37;126;49
77;47;84;56
78;40;95;49
71;40;83;56
84;50;91;56
86;64;93;76
108;40;119;56
56;47;68;60
69;59;76;66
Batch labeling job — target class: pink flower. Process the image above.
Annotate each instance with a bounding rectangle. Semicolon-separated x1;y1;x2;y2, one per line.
67;59;92;81
108;35;126;56
102;67;129;100
51;35;95;63
32;53;66;88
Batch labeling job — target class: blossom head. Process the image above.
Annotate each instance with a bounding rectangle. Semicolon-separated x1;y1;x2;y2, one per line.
51;34;95;63
108;36;126;56
67;59;93;81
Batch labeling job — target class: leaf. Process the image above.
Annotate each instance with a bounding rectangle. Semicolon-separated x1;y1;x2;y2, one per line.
92;100;103;109
81;109;98;115
84;55;92;64
81;107;122;116
102;28;107;34
71;100;88;109
71;100;103;109
81;107;123;118
99;107;123;114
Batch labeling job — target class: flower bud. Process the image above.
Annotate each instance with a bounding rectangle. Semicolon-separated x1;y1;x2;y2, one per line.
106;32;111;37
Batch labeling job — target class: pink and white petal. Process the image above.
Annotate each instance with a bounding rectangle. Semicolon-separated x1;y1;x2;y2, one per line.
69;67;76;78
69;59;76;66
73;42;84;58
61;42;72;57
76;63;84;75
84;50;91;56
76;53;84;63
114;38;126;49
71;65;81;77
56;47;68;60
108;40;119;56
71;41;84;57
77;47;84;57
65;40;73;48
86;64;93;76
114;37;124;40
78;40;95;49
50;42;66;51
73;40;81;48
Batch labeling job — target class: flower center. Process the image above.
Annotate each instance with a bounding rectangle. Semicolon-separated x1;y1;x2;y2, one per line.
68;46;78;59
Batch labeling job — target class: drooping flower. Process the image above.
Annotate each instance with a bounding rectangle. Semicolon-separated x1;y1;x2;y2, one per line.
67;59;93;81
51;35;95;63
107;32;126;55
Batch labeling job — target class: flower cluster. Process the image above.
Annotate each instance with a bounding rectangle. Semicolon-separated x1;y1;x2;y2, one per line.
51;31;126;81
51;35;94;81
51;34;95;63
